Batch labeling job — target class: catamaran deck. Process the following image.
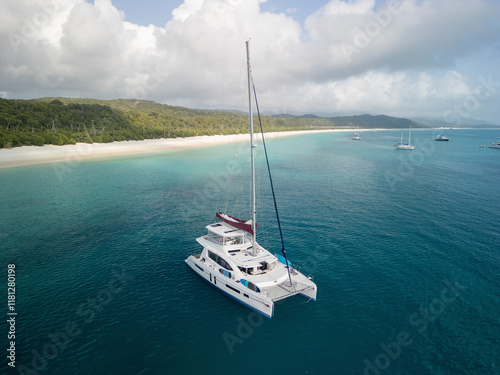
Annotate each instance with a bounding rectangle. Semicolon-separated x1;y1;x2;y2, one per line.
264;279;316;301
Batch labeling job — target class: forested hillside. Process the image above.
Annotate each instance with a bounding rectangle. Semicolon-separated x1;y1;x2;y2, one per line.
0;97;426;148
0;98;335;148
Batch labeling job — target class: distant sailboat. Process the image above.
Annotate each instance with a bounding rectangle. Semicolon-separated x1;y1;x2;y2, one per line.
352;124;361;140
185;41;317;318
395;127;414;150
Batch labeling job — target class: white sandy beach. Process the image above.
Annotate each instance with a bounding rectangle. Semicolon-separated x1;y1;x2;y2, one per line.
0;129;351;168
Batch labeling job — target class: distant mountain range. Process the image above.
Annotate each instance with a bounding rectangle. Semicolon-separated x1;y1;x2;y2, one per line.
272;113;499;128
410;116;499;128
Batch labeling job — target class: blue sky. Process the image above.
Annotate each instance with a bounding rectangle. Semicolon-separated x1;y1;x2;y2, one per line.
107;0;390;27
110;0;183;26
111;0;336;26
2;0;500;123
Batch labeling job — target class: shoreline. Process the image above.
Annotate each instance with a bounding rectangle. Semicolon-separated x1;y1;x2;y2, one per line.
0;127;476;169
0;129;347;169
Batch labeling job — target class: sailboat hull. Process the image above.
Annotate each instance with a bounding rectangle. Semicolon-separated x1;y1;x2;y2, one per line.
186;251;317;318
395;145;415;150
185;255;274;318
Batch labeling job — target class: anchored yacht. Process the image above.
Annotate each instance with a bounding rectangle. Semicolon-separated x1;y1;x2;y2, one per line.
435;135;449;141
186;213;317;318
395;127;415;150
352;125;361;140
185;41;317;318
488;141;500;149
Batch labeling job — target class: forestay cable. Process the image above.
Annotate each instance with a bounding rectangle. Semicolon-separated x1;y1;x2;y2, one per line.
251;78;293;288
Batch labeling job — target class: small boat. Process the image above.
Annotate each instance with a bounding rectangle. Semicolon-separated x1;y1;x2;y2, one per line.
185;41;317;318
352;125;361;140
435;135;449;141
395;127;415;150
488;141;500;149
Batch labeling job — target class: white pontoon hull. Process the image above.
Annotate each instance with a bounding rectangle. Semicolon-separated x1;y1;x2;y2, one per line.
186;254;316;318
185;255;274;318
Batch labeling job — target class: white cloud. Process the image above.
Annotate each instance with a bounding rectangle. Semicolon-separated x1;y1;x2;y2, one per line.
172;0;204;22
0;0;499;122
258;70;474;119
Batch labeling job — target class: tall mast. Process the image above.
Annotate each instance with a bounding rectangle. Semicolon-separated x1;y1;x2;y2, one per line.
246;40;257;256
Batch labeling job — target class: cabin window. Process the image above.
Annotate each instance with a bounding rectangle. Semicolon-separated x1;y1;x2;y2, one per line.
223;236;244;245
238;266;250;274
247;281;260;293
219;257;232;270
226;284;240;294
207;250;233;271
219;268;232;279
207;232;223;244
208;251;217;262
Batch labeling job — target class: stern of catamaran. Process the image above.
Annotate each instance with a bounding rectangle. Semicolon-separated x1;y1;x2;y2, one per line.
261;270;317;303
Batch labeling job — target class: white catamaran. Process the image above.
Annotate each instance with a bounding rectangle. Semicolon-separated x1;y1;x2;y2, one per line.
185;41;317;318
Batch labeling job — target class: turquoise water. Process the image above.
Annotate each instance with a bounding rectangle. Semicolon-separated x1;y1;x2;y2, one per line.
1;129;499;374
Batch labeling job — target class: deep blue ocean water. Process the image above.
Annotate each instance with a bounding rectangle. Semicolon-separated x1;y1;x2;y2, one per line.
1;129;499;375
